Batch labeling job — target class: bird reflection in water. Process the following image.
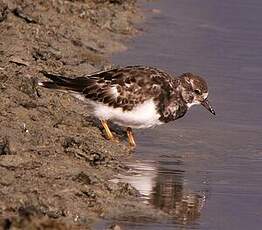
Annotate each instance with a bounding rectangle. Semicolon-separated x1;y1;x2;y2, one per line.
151;169;206;224
118;161;206;225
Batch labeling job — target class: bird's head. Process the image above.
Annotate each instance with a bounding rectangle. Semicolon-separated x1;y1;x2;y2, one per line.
179;73;215;115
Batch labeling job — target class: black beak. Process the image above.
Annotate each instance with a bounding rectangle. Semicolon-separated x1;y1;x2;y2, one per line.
201;99;216;115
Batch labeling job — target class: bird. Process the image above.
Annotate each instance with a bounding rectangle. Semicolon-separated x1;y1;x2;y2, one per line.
38;65;215;147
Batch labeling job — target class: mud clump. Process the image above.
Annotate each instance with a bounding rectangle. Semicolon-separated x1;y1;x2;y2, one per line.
0;0;167;229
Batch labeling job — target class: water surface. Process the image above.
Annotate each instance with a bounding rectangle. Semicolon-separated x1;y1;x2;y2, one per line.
109;0;262;229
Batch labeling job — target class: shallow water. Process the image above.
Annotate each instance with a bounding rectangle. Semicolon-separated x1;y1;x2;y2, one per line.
110;0;262;229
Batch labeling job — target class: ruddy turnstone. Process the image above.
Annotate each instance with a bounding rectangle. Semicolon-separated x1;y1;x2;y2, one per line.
39;66;215;147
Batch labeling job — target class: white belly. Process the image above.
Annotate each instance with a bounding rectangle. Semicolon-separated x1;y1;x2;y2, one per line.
72;94;163;129
93;99;163;129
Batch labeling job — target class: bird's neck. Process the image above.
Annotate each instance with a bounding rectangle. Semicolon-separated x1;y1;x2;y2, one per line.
177;78;194;105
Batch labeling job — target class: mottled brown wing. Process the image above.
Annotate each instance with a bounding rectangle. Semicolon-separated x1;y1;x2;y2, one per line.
82;66;178;111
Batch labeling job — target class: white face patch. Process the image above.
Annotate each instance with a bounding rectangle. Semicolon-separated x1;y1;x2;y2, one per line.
203;92;208;99
187;92;208;108
187;101;200;108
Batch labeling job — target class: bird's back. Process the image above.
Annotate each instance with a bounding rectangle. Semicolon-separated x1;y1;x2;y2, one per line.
40;66;180;112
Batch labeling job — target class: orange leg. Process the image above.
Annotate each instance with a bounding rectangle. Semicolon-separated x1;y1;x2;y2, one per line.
101;120;114;141
127;127;136;147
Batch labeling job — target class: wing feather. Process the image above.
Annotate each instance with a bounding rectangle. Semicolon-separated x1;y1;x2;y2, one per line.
81;66;177;111
41;66;178;111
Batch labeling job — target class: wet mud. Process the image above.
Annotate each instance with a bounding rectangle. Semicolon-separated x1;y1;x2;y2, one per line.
0;0;167;228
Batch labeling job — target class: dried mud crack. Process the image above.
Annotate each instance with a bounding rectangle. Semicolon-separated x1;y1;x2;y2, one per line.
0;0;167;229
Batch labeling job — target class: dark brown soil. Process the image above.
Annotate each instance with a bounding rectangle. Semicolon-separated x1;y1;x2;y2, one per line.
0;0;167;229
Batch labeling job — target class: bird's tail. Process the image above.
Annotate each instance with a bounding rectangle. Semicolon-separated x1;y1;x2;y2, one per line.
38;71;87;92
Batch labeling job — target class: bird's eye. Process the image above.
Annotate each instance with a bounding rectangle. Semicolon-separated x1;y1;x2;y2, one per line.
194;89;201;95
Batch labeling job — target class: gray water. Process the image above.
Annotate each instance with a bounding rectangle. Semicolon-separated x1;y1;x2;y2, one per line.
110;0;262;229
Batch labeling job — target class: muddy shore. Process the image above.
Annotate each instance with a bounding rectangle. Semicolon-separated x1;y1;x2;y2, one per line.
0;0;167;229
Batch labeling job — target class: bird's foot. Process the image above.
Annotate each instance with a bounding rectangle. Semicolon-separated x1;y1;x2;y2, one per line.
127;127;136;149
101;119;120;143
107;135;120;143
